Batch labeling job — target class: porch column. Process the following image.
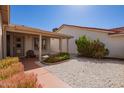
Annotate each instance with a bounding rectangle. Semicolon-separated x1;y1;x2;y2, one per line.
3;30;7;58
59;38;62;53
0;13;2;59
67;38;69;53
47;38;51;54
39;34;42;61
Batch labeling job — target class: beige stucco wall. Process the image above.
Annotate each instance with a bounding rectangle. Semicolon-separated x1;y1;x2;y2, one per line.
51;26;124;58
50;38;67;53
50;38;59;53
51;26;109;54
0;13;2;59
108;36;124;58
24;35;33;56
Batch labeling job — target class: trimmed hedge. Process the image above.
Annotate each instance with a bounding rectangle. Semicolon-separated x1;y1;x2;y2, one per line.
44;52;70;63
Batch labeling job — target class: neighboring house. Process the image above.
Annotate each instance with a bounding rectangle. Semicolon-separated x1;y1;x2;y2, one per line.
51;24;124;58
0;6;72;61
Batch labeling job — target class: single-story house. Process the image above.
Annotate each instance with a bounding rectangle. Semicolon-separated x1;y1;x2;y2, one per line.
1;5;124;60
0;5;73;61
51;24;124;58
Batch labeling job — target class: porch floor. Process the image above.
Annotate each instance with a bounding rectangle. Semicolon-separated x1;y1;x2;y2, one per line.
21;58;40;71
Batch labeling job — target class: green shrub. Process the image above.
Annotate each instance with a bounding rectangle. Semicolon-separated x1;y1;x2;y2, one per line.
75;36;109;59
44;52;70;63
0;57;19;69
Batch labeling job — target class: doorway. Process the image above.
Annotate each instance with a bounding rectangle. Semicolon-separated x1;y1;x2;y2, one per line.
13;34;25;57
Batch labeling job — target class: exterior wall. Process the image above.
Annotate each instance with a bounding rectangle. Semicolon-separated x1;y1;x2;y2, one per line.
51;26;124;58
0;13;2;59
44;38;51;54
52;26;109;54
24;35;33;56
50;38;67;53
51;38;59;53
108;36;124;58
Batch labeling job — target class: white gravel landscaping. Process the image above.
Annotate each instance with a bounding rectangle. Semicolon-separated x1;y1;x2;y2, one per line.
42;57;124;88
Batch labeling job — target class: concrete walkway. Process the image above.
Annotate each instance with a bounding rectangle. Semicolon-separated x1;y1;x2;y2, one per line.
21;58;70;88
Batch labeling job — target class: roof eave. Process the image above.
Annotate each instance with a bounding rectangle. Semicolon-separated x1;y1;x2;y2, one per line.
55;24;114;33
109;33;124;37
6;24;73;39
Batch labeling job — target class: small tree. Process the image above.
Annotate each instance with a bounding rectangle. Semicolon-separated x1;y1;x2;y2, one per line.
75;36;91;57
75;35;109;59
91;39;109;58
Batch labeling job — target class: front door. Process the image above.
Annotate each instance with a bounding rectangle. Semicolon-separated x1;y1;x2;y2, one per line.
13;34;24;57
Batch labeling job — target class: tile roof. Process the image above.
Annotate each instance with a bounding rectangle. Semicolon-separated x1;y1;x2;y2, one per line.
61;24;112;32
57;24;124;35
6;24;73;39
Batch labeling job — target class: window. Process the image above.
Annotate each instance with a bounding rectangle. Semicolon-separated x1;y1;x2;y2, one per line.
16;44;21;48
42;39;47;50
34;37;39;50
33;37;47;50
16;38;21;42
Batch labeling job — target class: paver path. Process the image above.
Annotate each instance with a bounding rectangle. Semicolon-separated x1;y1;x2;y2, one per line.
21;58;70;88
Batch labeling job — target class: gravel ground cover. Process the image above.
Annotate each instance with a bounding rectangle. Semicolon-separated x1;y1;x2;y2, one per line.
43;57;124;88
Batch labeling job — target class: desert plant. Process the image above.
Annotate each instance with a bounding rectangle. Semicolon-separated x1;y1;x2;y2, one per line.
0;57;19;69
0;73;42;88
0;63;24;80
0;57;41;88
91;39;109;58
75;36;109;58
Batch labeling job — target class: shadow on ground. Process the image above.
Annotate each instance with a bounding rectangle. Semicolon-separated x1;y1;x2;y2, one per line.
75;56;124;65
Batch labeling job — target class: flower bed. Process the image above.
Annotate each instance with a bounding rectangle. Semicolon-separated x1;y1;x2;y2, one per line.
44;52;70;63
0;57;41;88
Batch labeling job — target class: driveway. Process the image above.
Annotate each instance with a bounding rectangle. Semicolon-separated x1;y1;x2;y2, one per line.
43;57;124;88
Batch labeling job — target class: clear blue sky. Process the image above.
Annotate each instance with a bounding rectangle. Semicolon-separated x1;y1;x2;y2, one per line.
10;5;124;31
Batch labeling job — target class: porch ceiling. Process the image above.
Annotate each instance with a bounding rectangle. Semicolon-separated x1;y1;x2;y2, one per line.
5;24;73;39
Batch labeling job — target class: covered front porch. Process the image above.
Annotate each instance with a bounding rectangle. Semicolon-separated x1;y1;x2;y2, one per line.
3;24;72;61
6;32;52;57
